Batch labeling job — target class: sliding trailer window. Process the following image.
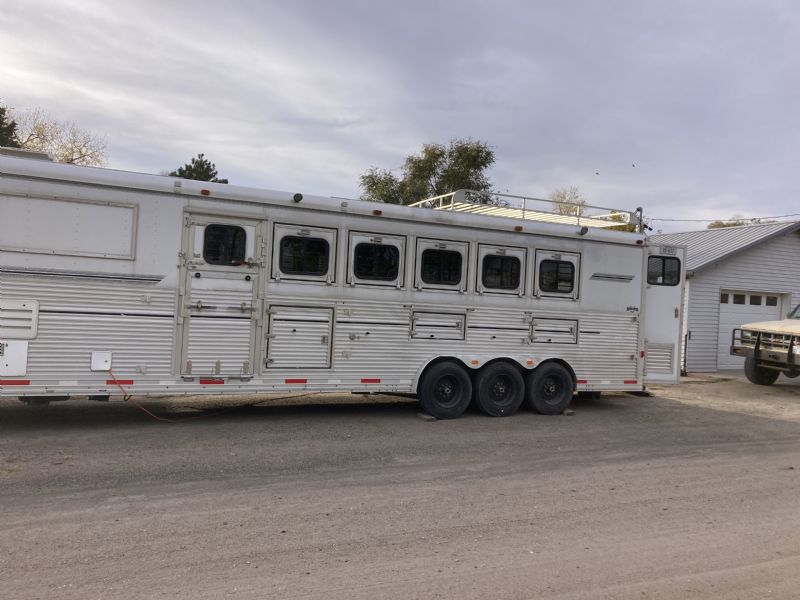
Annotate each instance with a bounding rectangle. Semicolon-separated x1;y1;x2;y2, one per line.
415;238;469;292
347;232;405;287
647;256;681;286
534;250;580;299
272;224;337;283
477;244;526;295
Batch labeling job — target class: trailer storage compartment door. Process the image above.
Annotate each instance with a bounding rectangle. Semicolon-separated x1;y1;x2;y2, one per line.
266;306;332;369
642;245;686;384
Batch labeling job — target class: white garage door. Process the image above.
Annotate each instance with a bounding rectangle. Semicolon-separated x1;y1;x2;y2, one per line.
717;291;782;369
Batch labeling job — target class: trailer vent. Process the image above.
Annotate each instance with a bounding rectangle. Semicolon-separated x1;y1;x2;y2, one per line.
645;343;674;374
0;300;39;340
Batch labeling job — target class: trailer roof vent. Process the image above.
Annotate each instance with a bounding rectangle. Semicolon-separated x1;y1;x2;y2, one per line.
0;146;54;161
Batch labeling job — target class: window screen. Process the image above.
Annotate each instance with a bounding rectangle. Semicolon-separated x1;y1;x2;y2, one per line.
279;236;329;276
421;249;462;285
203;224;247;266
354;243;400;281
482;255;521;290
647;256;680;286
539;260;574;293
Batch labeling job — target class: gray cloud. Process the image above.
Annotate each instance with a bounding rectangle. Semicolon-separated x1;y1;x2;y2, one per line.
2;0;799;231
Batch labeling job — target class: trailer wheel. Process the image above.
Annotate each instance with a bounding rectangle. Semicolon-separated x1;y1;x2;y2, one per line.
525;363;574;415
744;358;780;385
418;361;472;419
473;362;524;417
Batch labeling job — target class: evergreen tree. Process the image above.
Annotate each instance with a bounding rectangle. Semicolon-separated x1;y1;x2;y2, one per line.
169;153;228;183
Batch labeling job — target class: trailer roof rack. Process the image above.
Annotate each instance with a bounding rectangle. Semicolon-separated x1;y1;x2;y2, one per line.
408;190;642;231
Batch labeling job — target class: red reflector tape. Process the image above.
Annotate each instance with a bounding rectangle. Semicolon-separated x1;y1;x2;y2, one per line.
107;379;134;385
640;351;646;358
360;378;381;384
0;379;30;386
285;378;307;384
199;378;224;385
624;380;638;385
576;379;588;384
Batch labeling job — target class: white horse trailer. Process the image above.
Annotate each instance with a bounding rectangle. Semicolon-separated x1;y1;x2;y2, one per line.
0;149;685;418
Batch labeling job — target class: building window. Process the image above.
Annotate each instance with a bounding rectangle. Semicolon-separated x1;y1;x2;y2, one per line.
421;249;462;285
482;255;521;290
766;296;778;307
203;224;247;266
353;243;400;281
279;236;329;276
720;293;729;304
733;294;746;305
539;260;574;293
749;295;762;305
647;256;680;286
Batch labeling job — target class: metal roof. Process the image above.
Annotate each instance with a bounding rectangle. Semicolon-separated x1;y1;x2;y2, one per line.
651;221;800;273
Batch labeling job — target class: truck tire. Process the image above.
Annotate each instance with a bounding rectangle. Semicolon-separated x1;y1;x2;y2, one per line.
473;362;524;417
418;361;473;419
525;363;574;415
744;358;780;385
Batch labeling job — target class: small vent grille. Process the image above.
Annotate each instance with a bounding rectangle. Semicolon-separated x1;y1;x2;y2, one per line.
0;300;39;340
645;343;674;374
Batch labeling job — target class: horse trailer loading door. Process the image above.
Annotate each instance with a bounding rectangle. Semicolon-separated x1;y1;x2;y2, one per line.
179;216;262;377
643;245;687;384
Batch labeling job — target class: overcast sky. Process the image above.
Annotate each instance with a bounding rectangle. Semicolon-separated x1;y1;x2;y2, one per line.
2;0;799;232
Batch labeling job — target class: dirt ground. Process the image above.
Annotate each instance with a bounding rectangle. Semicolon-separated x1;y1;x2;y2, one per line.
2;374;800;599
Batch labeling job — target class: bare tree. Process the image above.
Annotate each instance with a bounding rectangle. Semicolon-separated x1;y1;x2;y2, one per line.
549;186;587;216
12;108;107;166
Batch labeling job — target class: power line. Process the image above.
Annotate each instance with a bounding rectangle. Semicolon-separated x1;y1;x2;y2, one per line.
648;213;800;223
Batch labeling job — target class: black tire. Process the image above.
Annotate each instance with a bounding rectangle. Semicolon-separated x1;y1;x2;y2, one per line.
525;362;574;415
418;361;473;419
473;362;525;417
744;357;780;385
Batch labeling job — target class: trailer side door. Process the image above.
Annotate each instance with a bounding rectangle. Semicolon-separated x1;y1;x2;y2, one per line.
642;245;686;384
178;214;263;378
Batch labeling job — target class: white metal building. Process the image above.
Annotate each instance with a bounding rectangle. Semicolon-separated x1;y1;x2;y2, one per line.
652;222;800;372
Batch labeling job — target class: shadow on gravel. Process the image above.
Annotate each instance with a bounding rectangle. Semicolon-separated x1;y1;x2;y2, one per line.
0;392;640;432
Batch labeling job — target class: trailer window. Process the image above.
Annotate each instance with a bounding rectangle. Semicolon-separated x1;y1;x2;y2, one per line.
421;249;462;285
203;224;247;266
539;260;574;293
354;243;400;281
482;255;521;290
647;256;680;286
279;236;329;276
